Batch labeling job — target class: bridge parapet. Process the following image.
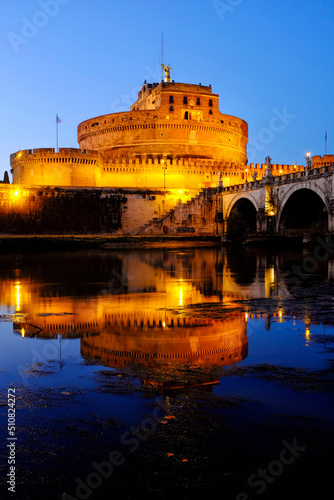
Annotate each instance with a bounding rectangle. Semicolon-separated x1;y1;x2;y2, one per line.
221;165;333;195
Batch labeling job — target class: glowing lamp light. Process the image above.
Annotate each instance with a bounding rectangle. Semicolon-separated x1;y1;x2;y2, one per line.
179;190;182;194
306;152;311;157
14;191;19;197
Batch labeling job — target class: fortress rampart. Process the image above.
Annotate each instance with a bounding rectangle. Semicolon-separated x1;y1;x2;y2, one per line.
10;147;304;190
312;155;334;168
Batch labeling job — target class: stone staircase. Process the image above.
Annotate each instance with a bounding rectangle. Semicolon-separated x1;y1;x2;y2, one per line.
136;191;204;235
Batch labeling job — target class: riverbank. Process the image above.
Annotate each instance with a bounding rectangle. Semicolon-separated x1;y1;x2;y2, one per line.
0;234;221;252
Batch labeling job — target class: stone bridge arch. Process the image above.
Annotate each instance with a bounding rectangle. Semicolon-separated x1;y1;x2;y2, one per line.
276;185;329;235
225;193;259;233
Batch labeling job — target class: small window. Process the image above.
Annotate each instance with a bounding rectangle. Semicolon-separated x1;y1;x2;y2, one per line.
184;111;189;120
196;98;200;105
169;106;174;112
209;110;213;115
169;95;174;103
183;96;188;104
209;99;213;107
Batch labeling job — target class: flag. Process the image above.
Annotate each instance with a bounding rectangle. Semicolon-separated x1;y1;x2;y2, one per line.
56;115;62;123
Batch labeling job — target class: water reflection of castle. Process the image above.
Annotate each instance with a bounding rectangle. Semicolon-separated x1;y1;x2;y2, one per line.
4;248;329;388
80;311;247;367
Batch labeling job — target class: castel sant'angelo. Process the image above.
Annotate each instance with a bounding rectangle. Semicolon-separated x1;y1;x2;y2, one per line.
5;66;333;236
10;66;299;190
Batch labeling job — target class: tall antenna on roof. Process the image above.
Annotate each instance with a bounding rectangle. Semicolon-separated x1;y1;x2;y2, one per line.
161;31;164;81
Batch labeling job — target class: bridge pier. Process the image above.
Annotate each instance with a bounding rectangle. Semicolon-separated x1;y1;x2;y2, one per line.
256;208;266;232
328;199;334;233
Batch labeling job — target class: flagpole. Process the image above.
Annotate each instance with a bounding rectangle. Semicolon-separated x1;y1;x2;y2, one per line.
161;31;164;81
325;131;327;155
56;114;58;153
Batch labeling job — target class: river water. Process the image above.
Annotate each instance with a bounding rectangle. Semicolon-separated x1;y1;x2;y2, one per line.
0;246;333;499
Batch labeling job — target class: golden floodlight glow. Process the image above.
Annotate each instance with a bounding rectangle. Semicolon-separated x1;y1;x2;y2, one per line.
14;191;19;197
21;328;25;339
245;312;249;322
179;190;182;194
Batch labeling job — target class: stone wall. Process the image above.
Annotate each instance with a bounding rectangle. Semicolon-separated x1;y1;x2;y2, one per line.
0;186;123;234
11;148;305;192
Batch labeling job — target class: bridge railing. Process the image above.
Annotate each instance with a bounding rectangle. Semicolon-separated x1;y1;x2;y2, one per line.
221;165;333;193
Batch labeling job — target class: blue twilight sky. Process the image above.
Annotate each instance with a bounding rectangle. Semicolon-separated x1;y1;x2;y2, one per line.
0;0;333;180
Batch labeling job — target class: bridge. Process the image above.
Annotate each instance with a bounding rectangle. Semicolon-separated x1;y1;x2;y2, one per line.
219;164;334;237
137;163;334;239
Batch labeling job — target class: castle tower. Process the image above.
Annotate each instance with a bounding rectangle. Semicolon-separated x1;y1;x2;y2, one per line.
77;80;248;167
10;77;256;190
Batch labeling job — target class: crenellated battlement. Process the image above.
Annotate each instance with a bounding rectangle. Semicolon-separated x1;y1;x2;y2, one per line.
11;147;99;160
10;146;308;190
312;155;334;168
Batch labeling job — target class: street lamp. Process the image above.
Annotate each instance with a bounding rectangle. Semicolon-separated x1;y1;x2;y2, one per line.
305;152;312;169
161;160;167;189
178;190;182;204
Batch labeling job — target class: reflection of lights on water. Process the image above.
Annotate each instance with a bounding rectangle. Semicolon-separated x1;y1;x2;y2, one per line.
305;327;311;340
278;308;283;322
16;282;21;311
179;288;183;306
21;328;25;339
245;312;249;322
178;279;183;306
162;321;166;329
265;267;276;298
270;267;275;283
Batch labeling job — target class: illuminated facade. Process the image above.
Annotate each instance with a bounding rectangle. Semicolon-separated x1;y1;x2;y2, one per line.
10;79;303;191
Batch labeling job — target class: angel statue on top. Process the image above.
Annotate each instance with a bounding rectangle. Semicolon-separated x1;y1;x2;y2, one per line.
161;64;172;82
